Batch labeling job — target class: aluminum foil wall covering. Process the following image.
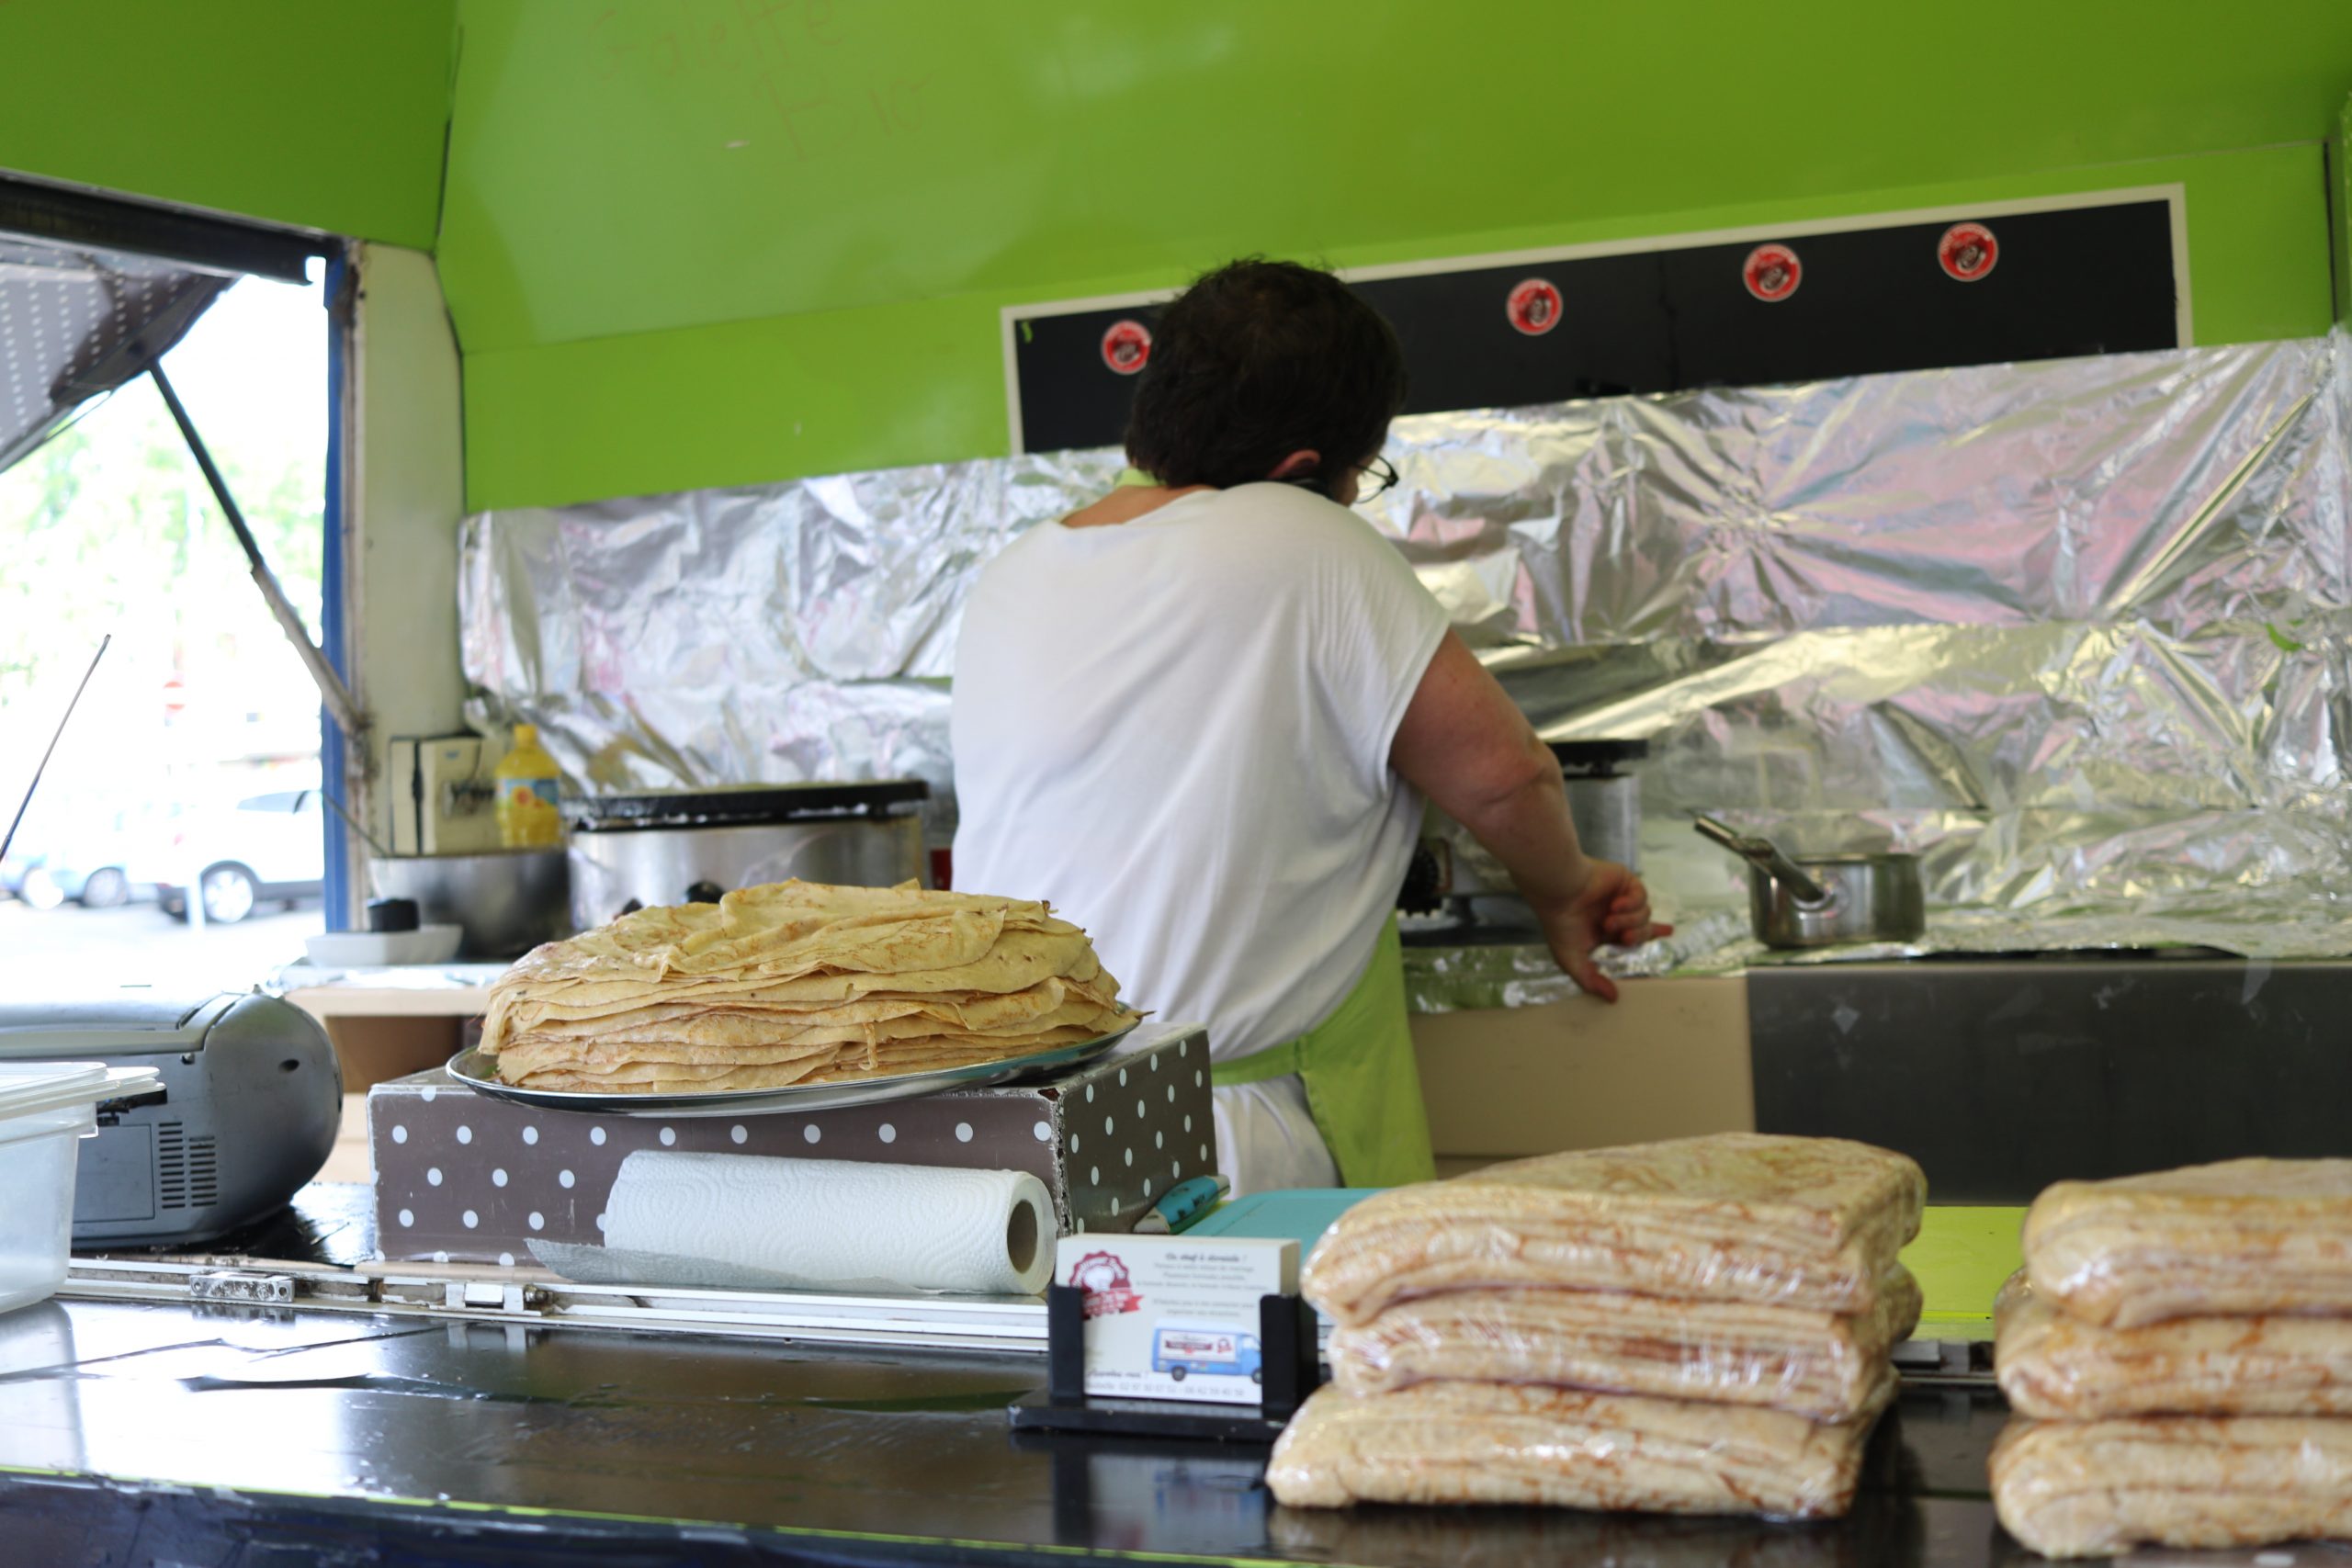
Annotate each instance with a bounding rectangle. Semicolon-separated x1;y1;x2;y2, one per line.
462;333;2352;964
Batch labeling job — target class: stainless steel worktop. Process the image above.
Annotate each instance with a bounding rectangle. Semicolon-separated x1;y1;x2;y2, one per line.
2;1287;2017;1568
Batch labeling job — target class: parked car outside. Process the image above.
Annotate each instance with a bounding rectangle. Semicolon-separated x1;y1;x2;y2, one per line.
148;790;325;924
1;797;172;908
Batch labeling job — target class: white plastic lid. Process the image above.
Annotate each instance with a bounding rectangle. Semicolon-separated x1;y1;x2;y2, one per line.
0;1061;162;1121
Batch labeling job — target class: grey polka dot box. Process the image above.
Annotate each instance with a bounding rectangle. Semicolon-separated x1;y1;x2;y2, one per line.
368;1021;1216;1265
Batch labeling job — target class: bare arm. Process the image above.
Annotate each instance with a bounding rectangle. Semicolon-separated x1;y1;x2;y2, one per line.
1390;631;1668;1000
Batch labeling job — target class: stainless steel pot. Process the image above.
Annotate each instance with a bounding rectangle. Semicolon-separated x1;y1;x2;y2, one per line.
1694;818;1925;950
566;782;928;931
368;850;572;959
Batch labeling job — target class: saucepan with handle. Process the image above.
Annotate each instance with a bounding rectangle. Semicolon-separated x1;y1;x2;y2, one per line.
1693;817;1925;950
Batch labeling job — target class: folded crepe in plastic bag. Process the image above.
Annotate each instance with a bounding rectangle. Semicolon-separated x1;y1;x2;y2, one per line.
1266;1375;1893;1517
2023;1158;2352;1328
1303;1134;1925;1325
1270;1483;1922;1567
1329;1267;1921;1420
1996;1273;2352;1419
1990;1415;2352;1559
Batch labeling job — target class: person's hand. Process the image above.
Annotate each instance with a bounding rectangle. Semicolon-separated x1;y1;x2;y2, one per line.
1535;860;1672;1003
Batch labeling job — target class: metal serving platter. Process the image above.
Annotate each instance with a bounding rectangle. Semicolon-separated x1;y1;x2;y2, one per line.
445;1021;1139;1119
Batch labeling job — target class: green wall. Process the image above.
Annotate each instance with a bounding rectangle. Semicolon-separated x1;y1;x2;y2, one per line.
444;0;2352;511
2340;96;2352;323
461;143;2337;511
0;2;2343;511
0;0;455;248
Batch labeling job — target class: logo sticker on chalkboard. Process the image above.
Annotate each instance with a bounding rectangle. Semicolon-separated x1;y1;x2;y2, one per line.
1506;277;1563;336
1101;321;1153;376
1939;222;1999;283
1743;244;1803;302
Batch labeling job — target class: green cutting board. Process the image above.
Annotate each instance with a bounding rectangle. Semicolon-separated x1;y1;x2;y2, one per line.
1903;1205;2025;1341
1190;1191;2023;1338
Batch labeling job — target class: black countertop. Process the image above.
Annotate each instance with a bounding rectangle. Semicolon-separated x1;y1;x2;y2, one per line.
0;1288;2025;1568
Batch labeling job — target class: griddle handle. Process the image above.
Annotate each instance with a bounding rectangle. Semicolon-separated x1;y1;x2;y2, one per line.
1693;816;1829;906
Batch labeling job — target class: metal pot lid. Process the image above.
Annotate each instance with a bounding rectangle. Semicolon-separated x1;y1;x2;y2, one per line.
1546;739;1650;774
570;779;929;832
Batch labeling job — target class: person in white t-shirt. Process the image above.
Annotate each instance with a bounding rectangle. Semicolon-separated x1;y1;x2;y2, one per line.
952;259;1668;1194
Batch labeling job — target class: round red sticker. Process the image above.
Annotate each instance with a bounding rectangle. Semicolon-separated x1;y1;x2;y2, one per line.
1101;320;1152;376
1743;243;1803;302
1506;276;1563;336
1939;221;1998;282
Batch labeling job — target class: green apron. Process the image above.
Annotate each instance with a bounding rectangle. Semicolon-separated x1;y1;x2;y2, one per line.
1208;916;1436;1187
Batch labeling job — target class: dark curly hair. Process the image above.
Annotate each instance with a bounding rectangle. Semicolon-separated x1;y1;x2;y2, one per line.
1124;258;1408;497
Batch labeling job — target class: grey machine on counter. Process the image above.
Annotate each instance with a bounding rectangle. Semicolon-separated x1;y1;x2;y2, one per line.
566;780;931;930
0;992;342;1247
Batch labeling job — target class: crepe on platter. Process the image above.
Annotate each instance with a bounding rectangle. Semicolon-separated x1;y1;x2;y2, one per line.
1302;1134;1926;1326
1328;1267;1922;1421
481;880;1140;1093
1996;1272;2352;1419
1990;1415;2352;1558
2022;1158;2352;1328
1265;1376;1893;1517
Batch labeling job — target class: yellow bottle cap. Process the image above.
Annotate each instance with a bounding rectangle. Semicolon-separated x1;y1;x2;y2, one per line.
514;724;538;747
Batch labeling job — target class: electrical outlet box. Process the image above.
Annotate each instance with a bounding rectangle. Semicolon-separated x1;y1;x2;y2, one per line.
389;735;503;856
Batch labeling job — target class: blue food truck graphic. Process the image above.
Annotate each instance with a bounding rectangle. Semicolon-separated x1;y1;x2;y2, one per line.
1151;1323;1262;1382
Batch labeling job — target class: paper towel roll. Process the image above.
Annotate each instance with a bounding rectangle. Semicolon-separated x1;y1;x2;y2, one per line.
567;1151;1054;1296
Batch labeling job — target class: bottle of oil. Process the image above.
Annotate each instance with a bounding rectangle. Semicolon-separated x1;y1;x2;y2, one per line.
493;724;563;848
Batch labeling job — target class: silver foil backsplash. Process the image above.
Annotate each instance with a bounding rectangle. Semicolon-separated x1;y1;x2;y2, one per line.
462;333;2352;967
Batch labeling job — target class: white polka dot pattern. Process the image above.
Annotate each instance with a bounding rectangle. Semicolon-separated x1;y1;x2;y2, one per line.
368;1024;1215;1264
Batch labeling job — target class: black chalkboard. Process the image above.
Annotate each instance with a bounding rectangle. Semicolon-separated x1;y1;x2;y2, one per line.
1009;200;2180;455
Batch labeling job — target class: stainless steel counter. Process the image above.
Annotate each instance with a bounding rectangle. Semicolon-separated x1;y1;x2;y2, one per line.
1;1290;2019;1567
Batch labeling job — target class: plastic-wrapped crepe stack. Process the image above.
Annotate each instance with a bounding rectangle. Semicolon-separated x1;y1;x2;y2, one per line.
482;880;1140;1093
1269;1133;1926;1517
1991;1158;2352;1558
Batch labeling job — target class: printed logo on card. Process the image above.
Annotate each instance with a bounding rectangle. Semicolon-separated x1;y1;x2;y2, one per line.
1069;1249;1145;1317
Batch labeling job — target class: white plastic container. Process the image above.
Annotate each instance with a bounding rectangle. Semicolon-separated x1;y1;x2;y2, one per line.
0;1062;162;1315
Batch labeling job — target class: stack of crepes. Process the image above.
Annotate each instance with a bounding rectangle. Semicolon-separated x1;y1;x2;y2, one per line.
1991;1158;2352;1558
1267;1133;1926;1518
481;880;1140;1093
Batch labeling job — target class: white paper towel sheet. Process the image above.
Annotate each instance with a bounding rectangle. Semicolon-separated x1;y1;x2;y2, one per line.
527;1151;1054;1296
